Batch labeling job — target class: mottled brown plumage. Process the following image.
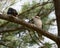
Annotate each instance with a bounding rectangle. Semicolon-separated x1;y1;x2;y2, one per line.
33;16;43;40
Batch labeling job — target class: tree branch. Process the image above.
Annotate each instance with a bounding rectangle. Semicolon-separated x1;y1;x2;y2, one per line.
18;2;52;16
0;26;26;33
0;14;60;45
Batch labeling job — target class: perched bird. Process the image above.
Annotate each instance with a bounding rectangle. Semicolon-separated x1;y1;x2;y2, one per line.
32;16;43;40
33;16;42;28
7;8;18;17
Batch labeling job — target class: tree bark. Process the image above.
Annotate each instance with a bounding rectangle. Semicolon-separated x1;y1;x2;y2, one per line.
53;0;60;48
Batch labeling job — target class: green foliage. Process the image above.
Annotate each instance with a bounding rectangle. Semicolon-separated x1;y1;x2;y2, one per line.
44;3;54;10
41;42;52;48
42;16;50;30
0;19;7;25
22;2;31;12
44;43;52;48
21;1;40;19
5;22;19;28
0;0;55;48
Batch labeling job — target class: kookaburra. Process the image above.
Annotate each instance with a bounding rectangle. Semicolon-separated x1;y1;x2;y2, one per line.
32;16;43;39
32;16;42;28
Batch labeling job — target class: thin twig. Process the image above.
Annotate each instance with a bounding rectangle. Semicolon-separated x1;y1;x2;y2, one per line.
18;2;52;16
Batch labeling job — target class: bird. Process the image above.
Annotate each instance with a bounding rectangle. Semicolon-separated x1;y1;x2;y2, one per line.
32;16;42;28
32;16;43;40
7;8;18;17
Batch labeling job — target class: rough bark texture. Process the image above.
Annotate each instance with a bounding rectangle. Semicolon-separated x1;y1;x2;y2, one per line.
53;0;60;48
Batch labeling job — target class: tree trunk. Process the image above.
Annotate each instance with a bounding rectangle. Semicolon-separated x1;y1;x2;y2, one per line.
53;0;60;48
